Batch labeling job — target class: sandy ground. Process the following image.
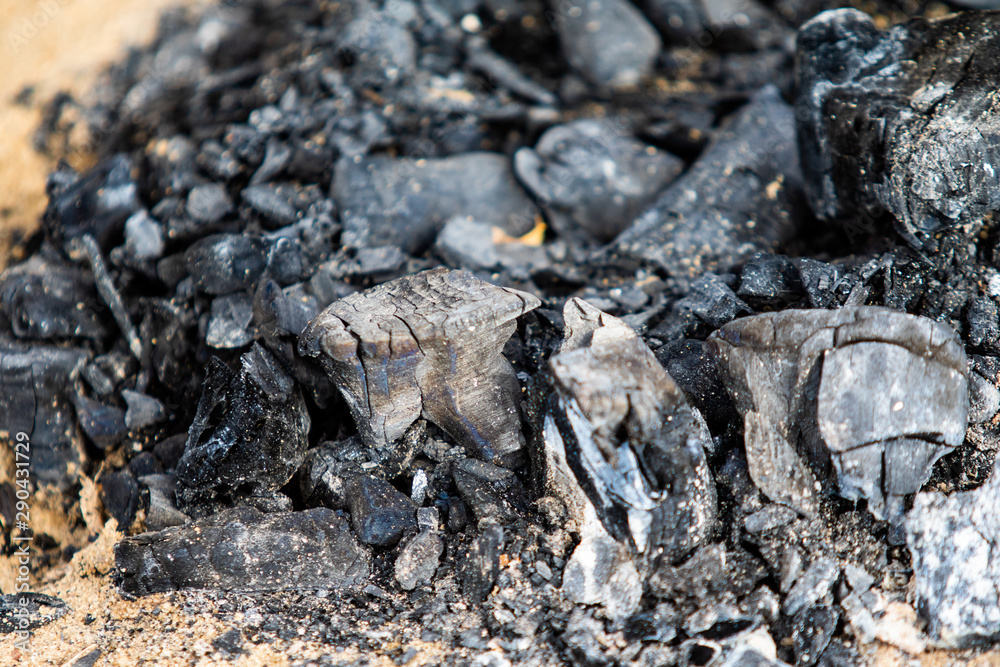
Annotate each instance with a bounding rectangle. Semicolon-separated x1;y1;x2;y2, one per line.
0;0;208;268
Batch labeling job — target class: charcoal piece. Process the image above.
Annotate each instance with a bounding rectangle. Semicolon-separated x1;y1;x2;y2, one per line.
550;0;661;89
297;441;358;508
0;344;87;486
453;459;528;525
460;522;503;604
81;234;143;361
212;629;245;657
122;389;167;430
123;210;165;261
241;183;313;229
907;456;1000;647
640;0;788;52
72;394;127;450
336;247;407;278
334;153;538;254
0;593;68;632
796;10;1000;247
792;605;838;667
783;557;839;617
0;257;106;341
186;183;233;225
676;273;753;329
609;86;807;288
625;604;677;643
100;470;140;530
536;298;716;561
339;10;416;82
967;297;1000;354
654;339;737;435
139;474;189;531
299;269;540;467
561;531;642;622
514;119;683;242
154;434;187;471
115;505;370;595
394;508;444;590
737;254;804;308
185;234;269;295
175;344;310;514
344;475;417;546
130;452;162;477
794;259;842;309
969;372;1000;424
42;154;140;251
206;293;254;349
708;307;968;523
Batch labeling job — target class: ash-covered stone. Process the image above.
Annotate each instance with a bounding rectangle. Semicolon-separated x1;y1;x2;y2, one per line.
344;474;417;547
796;9;1000;247
299;268;540;467
708;307;968;528
550;0;661;89
907;457;1000;647
115;505;370;595
453;459;528;525
535;297;716;562
610;86;807;288
334;153;538;254
514;119;683;242
175;344;310;515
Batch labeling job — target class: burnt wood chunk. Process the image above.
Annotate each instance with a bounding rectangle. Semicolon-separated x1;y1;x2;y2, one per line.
536;298;717;562
114;506;370;595
708;307;968;528
299;268;540;467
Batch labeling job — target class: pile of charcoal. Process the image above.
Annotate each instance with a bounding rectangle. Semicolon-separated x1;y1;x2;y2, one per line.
5;0;1000;664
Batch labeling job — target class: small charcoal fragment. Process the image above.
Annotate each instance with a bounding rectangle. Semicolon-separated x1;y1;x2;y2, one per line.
561;531;642;622
186;183;233;226
460;521;503;604
796;9;1000;247
394;507;444;590
0;343;89;487
968;372;1000;424
609;86;807;288
185;233;269;295
175;344;310;515
100;470;141;530
550;0;661;89
123;210;165;261
344;474;417;546
536;298;716;561
907;456;1000;647
0;593;68;632
42;154;140;251
72;393;127;450
708;307;968;529
206;293;254;349
299;268;540;467
0;256;106;341
81;234;143;360
334;153;538;254
139;474;188;531
737;254;804;309
792;605;839;667
115;505;370;595
122;389;167;430
453;459;528;525
514;119;683;242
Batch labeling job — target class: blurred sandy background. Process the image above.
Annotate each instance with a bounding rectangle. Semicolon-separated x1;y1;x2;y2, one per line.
0;0;205;267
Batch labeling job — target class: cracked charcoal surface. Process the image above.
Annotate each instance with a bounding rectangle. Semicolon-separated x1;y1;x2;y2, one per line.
708;307;968;527
299;268;540;467
114;505;370;595
10;0;1000;664
796;9;1000;248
